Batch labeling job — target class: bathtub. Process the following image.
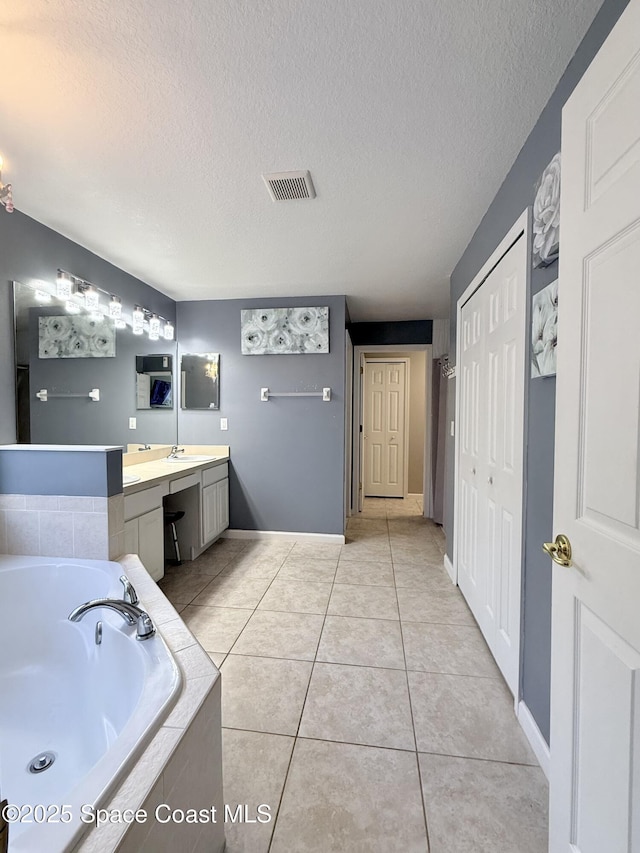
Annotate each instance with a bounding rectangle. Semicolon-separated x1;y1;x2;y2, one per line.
0;555;182;853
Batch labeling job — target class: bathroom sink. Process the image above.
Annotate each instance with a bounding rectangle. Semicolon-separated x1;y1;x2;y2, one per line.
123;473;141;484
164;455;219;463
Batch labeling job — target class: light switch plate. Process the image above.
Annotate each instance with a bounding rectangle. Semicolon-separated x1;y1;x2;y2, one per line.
129;417;137;429
220;418;228;431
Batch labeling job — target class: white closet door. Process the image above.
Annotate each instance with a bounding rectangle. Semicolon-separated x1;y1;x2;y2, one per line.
457;234;526;695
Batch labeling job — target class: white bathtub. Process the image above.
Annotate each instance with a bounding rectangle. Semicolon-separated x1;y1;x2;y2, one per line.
0;555;181;853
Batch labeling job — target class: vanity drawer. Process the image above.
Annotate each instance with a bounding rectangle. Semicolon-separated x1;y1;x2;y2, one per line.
124;485;165;521
169;472;201;494
202;463;229;488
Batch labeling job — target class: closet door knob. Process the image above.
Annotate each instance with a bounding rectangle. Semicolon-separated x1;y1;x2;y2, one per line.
488;476;493;485
472;467;476;475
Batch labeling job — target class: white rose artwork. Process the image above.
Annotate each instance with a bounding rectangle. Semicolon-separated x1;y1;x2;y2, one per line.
531;279;558;378
241;307;329;355
532;152;561;268
38;315;116;358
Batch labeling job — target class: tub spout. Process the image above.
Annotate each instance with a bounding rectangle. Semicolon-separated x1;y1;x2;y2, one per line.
69;599;156;641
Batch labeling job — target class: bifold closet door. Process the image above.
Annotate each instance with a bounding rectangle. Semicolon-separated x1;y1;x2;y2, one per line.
457;235;526;695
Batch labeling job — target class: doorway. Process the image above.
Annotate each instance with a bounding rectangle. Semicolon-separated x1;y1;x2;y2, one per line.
351;344;432;518
362;358;409;498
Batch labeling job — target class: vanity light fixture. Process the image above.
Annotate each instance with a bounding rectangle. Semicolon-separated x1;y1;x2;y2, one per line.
35;289;52;303
65;300;81;314
56;270;73;299
0;154;14;213
132;306;145;335
114;318;127;330
163;321;174;341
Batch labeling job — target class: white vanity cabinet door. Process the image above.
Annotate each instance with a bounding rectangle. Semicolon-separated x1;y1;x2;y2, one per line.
138;507;165;582
124;507;165;582
202;478;229;545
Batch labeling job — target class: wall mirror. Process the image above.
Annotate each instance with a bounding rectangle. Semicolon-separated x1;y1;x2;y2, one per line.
181;353;220;410
12;280;178;447
136;354;174;409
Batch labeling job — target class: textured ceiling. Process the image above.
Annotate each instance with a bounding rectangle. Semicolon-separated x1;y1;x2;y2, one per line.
0;0;602;320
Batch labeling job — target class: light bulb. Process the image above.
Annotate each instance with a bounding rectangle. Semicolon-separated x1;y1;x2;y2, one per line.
114;318;127;330
84;285;99;311
149;314;161;340
109;295;122;319
132;306;145;335
56;271;73;299
163;321;174;341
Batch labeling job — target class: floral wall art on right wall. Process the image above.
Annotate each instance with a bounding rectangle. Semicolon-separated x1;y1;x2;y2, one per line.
531;278;558;378
532;152;561;269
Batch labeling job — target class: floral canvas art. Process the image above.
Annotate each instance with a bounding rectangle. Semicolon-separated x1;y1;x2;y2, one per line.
38;315;116;358
532;152;561;268
241;307;329;355
531;279;558;378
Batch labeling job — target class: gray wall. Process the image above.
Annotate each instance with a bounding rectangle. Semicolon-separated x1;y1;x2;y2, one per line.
177;296;347;535
444;0;630;744
0;210;176;446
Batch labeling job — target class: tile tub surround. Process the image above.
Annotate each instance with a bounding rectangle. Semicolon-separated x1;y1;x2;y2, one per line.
0;493;125;560
73;553;224;853
158;497;548;852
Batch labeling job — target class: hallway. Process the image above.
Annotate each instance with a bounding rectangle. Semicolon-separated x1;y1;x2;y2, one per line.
159;498;548;852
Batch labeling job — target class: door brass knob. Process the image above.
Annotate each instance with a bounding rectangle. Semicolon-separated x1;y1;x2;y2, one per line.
542;534;572;567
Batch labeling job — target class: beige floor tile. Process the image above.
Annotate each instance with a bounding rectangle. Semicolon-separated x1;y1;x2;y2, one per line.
317;615;405;669
299;662;414;750
391;543;444;567
289;542;343;561
221;654;313;735
222;729;294;853
419;753;548;853
257;578;332;615
408;671;536;764
393;563;453;591
403;621;500;677
397;586;475;626
181;605;252;653
231;610;325;661
191;575;272;609
328;583;399;620
340;539;392;564
207;651;226;667
219;554;284;580
277;557;338;583
334;559;394;587
158;572;213;606
270;739;427;852
242;540;295;557
346;517;386;532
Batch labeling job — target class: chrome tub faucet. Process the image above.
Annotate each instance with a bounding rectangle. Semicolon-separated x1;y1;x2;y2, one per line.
69;599;155;640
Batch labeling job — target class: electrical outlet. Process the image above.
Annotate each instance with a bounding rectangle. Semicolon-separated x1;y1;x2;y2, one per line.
220;418;228;431
129;417;137;429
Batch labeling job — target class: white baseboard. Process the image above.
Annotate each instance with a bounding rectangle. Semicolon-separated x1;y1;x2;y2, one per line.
408;493;423;499
444;553;456;584
517;700;550;779
222;529;346;545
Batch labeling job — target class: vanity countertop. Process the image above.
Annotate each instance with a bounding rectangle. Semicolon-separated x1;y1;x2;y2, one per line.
122;445;230;494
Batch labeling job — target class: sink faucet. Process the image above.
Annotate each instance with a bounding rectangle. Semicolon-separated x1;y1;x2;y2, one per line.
138;444;151;451
168;445;185;458
69;599;155;640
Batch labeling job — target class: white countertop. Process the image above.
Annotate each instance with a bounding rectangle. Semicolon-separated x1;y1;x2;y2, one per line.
122;445;230;493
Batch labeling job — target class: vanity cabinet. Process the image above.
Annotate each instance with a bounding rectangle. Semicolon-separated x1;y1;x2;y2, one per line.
124;507;164;582
201;464;229;546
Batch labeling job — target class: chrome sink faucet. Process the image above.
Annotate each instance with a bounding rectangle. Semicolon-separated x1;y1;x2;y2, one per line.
68;599;155;640
168;445;185;458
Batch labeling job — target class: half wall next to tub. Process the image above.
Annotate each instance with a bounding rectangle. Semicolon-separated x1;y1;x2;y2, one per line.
177;296;347;536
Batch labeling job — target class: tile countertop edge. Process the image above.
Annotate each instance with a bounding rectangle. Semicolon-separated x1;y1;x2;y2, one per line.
122;451;230;494
73;553;220;853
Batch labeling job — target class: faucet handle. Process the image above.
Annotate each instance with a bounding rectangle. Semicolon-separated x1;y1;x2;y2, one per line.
136;613;156;641
119;575;139;606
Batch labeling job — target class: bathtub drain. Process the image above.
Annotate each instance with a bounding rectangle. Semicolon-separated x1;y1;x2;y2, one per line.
28;752;56;773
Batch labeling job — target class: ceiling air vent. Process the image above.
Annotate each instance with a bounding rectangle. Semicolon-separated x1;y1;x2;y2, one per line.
262;170;316;202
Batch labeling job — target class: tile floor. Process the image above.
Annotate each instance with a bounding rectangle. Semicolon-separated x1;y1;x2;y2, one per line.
159;496;548;852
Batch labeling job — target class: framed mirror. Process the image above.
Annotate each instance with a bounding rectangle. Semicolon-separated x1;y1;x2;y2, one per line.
136;354;174;409
181;353;220;410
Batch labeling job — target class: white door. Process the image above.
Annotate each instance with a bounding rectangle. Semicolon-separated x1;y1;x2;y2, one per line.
548;1;640;849
457;234;527;695
363;360;406;497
